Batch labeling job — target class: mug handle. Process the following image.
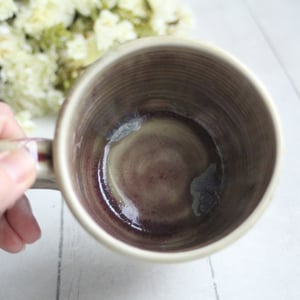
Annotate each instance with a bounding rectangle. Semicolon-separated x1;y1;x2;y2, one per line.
0;138;58;190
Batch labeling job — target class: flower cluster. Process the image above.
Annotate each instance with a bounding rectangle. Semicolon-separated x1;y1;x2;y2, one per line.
0;0;193;131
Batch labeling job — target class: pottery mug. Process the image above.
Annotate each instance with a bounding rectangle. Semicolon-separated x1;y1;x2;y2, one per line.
0;37;283;262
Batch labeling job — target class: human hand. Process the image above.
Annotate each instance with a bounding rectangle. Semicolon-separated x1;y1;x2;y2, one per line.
0;103;41;253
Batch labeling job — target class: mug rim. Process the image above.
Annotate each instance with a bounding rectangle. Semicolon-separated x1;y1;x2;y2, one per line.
54;36;284;263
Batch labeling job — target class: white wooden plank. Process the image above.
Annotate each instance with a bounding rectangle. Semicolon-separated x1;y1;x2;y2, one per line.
59;207;215;300
3;1;296;300
0;117;61;300
245;0;300;97
185;0;300;299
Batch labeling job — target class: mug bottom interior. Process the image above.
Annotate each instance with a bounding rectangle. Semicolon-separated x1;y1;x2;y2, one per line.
97;110;224;250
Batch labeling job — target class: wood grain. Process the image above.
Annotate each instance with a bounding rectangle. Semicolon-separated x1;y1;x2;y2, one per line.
1;1;300;299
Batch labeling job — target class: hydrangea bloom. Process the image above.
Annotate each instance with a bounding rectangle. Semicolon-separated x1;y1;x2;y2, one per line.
0;0;17;21
72;0;102;16
94;10;137;52
0;49;63;116
65;34;88;62
0;0;192;131
118;0;149;18
14;0;75;36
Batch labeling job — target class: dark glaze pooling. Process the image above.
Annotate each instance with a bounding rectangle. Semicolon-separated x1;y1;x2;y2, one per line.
98;111;224;239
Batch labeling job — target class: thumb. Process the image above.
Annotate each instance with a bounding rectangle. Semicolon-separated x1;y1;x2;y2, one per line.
0;149;36;214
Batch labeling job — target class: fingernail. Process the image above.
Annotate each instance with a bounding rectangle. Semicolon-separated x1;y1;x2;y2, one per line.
0;148;36;184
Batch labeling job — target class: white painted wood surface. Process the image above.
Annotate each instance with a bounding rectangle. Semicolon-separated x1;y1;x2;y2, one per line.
1;0;300;299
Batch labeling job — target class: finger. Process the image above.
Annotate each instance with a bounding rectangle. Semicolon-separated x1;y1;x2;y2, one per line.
0;214;25;253
0;149;36;213
0;102;24;139
6;195;41;244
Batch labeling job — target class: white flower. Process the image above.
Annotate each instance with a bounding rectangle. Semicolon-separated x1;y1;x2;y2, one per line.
83;33;102;65
118;0;148;18
0;24;18;64
94;10;119;51
0;23;31;65
0;48;63;116
167;6;194;36
14;0;75;36
147;0;178;35
72;0;102;16
147;0;178;22
65;34;88;61
94;10;136;52
115;20;137;43
0;0;193;131
101;0;117;9
0;0;17;21
96;9;119;26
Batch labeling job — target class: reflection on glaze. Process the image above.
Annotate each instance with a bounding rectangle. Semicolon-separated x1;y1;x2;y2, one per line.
108;116;144;142
119;197;140;228
191;163;221;217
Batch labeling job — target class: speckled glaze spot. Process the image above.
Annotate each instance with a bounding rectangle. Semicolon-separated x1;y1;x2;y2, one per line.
191;163;222;217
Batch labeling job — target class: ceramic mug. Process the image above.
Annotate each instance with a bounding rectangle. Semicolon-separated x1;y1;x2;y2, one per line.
0;37;283;262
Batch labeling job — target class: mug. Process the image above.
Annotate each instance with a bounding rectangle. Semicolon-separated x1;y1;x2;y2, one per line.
0;37;283;263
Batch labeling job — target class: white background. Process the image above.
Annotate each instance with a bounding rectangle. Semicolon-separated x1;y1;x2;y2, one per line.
1;0;300;299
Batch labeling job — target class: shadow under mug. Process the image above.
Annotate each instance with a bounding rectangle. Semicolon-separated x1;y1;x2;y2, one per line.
0;37;283;263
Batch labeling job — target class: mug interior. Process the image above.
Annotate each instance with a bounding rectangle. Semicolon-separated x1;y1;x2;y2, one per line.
57;39;278;254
